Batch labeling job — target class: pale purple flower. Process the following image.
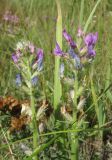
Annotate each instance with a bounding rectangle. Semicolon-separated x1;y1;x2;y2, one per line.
60;63;64;78
77;27;84;37
3;11;19;24
37;48;44;71
11;15;19;24
12;53;19;63
63;29;76;48
28;43;35;53
31;76;38;86
68;47;81;69
16;74;22;86
54;42;63;56
84;32;98;47
12;50;21;63
3;11;11;21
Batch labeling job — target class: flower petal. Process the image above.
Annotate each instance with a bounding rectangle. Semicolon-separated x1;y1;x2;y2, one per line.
54;42;63;56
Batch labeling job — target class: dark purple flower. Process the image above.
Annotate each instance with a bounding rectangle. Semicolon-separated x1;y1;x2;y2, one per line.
84;32;98;47
63;29;76;48
31;76;38;86
16;74;22;86
54;42;63;56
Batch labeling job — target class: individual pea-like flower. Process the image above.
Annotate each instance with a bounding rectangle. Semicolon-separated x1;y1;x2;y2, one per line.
28;43;35;53
68;47;82;69
77;27;84;37
59;63;64;78
11;15;19;24
15;74;22;86
3;11;19;24
54;42;63;56
31;76;38;86
12;49;22;64
84;32;98;47
37;48;44;71
3;11;11;21
12;54;19;63
63;29;77;49
84;32;98;57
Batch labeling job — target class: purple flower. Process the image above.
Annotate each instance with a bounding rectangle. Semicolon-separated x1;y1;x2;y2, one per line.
31;76;38;86
12;53;19;63
63;29;76;48
37;48;44;71
3;11;11;21
11;15;19;24
84;32;98;57
84;32;98;47
16;74;22;86
3;11;19;24
87;45;96;56
63;29;72;42
68;47;81;69
12;50;21;63
54;42;63;56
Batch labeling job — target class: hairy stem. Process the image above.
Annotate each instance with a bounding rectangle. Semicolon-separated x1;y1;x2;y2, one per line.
71;70;79;160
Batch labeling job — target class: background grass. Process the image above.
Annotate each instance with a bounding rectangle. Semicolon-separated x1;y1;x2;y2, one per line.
0;0;112;159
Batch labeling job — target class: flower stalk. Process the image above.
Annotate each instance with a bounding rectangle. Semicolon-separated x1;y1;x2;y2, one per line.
27;59;38;160
71;70;79;160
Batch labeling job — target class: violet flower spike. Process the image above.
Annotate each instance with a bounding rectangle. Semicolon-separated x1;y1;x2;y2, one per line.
54;42;63;56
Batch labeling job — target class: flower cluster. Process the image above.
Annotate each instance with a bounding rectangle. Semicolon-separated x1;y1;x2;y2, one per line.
54;28;98;69
3;11;19;24
12;40;43;87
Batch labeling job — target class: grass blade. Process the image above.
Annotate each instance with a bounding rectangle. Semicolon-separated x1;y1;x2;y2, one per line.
54;0;62;109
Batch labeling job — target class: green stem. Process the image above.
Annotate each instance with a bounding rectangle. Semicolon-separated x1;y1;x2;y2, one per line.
71;70;78;160
27;59;38;160
30;87;38;160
